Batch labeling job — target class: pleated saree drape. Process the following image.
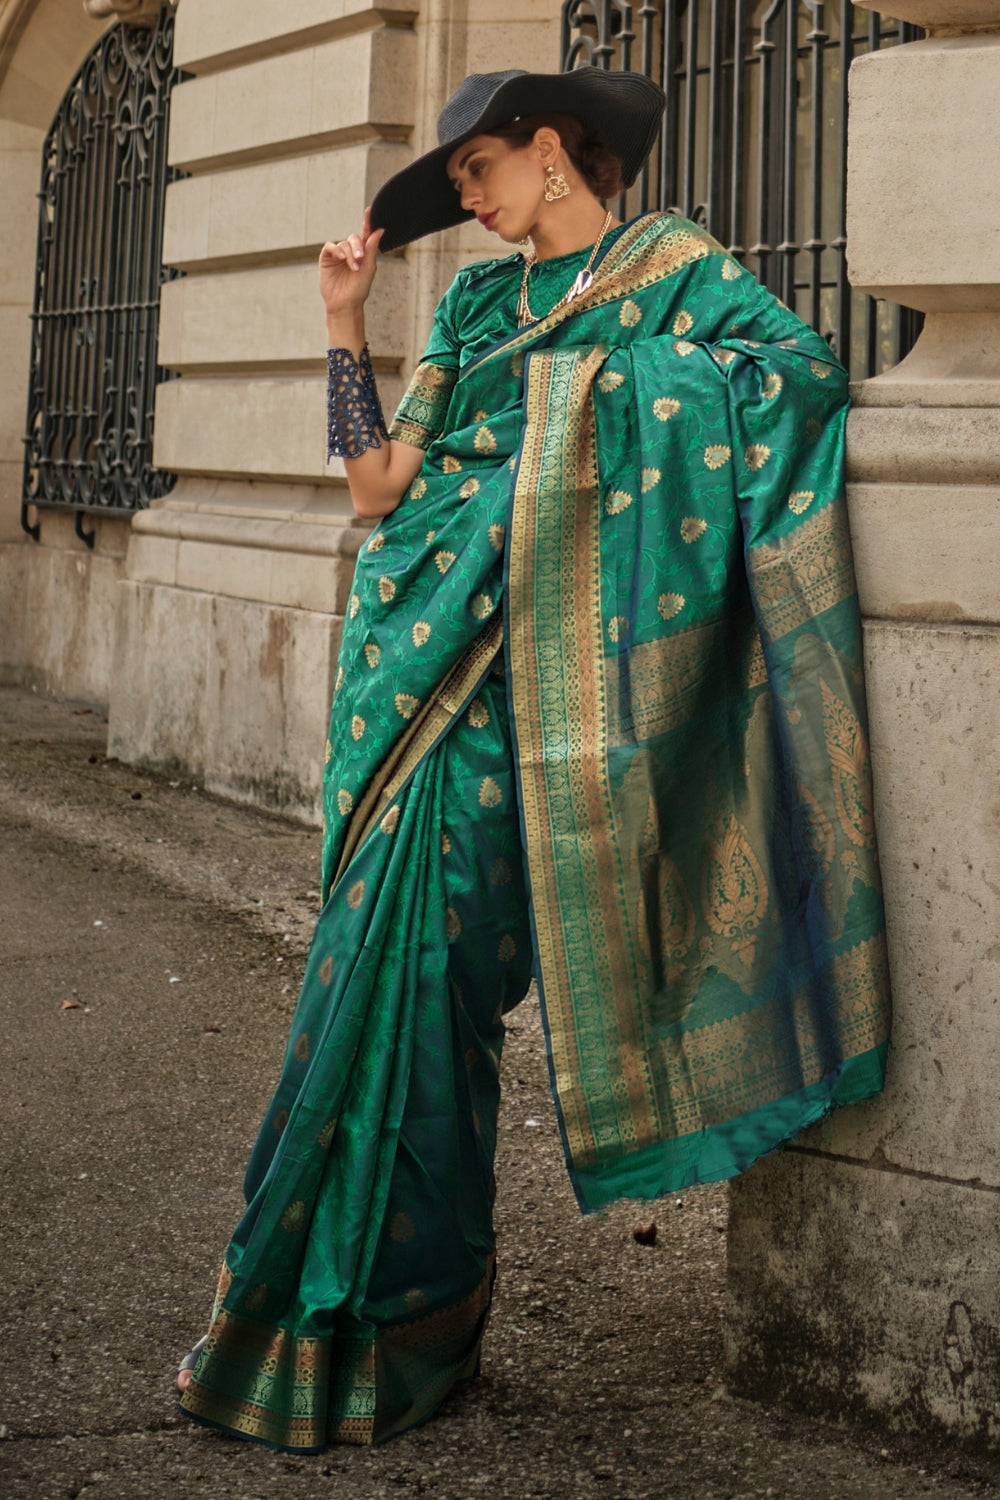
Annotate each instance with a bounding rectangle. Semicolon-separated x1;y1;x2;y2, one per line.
180;213;890;1450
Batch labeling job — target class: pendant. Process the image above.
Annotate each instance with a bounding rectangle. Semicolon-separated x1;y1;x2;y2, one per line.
565;268;594;305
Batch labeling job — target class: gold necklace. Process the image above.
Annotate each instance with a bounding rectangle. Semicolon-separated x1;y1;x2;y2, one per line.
516;211;614;328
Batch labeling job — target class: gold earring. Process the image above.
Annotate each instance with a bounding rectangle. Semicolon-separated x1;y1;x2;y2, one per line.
544;163;571;202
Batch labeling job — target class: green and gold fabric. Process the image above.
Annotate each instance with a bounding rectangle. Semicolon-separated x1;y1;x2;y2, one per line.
180;213;890;1451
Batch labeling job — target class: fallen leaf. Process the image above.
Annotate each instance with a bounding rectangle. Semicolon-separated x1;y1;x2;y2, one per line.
61;999;81;1011
633;1222;658;1247
202;1025;222;1034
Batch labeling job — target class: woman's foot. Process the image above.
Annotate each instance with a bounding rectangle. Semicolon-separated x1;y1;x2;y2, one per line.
176;1334;208;1394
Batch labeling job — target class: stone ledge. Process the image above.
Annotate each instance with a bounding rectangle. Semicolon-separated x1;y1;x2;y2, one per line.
845;405;1000;485
847;482;1000;625
168;30;416;175
152;373;406;484
162;142;410;273
157;258;410;374
173;0;418;78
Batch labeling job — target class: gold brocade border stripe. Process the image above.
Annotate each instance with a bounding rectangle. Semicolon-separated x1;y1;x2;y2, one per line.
388;417;436;449
508;348;662;1167
605;613;767;745
645;930;892;1141
334;617;504;887
469;214;721;379
747;501;856;644
179;1305;376;1450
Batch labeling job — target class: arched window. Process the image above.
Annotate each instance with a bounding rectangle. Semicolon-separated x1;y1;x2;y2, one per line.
560;0;923;379
21;2;183;547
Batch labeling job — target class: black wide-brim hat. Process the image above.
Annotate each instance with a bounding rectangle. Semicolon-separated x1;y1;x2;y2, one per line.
370;68;666;252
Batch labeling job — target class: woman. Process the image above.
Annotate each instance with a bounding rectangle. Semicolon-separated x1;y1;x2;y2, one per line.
178;67;890;1451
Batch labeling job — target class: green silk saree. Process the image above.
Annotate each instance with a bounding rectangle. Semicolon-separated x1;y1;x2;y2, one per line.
180;212;890;1451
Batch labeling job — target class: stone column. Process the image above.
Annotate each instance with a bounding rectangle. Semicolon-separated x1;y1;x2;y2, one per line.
724;1;1000;1445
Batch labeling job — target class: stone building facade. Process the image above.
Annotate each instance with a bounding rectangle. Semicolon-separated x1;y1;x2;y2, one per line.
2;0;1000;1455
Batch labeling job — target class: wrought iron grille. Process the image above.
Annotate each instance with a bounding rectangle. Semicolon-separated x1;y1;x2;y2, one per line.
21;3;183;547
560;2;923;379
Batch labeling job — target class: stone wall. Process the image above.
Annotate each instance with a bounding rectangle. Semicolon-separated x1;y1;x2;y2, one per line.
725;1;1000;1448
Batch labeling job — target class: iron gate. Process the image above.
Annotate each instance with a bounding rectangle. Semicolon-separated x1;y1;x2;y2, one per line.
560;1;922;378
21;3;183;547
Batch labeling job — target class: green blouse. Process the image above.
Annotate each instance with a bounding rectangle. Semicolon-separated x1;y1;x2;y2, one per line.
389;229;627;451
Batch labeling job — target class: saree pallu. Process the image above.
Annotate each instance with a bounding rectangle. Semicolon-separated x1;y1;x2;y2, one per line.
180;213;891;1450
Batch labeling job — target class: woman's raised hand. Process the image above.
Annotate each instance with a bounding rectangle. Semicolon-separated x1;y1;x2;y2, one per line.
319;208;384;316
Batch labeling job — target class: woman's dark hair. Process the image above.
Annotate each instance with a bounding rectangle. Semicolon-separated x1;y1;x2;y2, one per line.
486;112;624;201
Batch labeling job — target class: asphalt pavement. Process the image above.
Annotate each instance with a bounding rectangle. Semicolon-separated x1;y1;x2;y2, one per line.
1;683;998;1500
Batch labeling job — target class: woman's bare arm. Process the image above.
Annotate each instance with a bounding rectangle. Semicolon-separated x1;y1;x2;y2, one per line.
320;210;426;520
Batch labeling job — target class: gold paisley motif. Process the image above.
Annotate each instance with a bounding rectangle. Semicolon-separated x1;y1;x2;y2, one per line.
488;523;506;551
598;370;625;393
412;620;432;647
744;443;771;471
445;907;463;940
377;577;396;602
490;857;512;885
479;777;502;808
337;788;352;816
380;805;400;835
704;444;732;470
367;532;386;553
471;594;495;620
474;425;497;454
607;616;629;642
474;408;489;421
335;666;344;692
721;257;742;280
435;550;456;574
762;373;783;401
318;1118;337;1149
459;477;480;500
441;831;451;854
702;814;767;967
810;359;832;379
680;516;707;544
350;714;365;741
467;697;490;728
390;1212;415;1243
497;934;517;962
605;489;633;515
821;681;875;848
281;1201;305;1233
319;955;333;985
324;737;332;763
674;339;696;356
672;309;694;335
712;347;736;366
653;396;681;421
294;1033;310;1063
657;592;685;620
442;454;462;474
347;880;365;909
273;1108;288;1134
619;299;642;327
425;529;436;543
641;467;661;492
789;489;815;514
349;593;360;618
364;642;380;668
394;693;419;719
